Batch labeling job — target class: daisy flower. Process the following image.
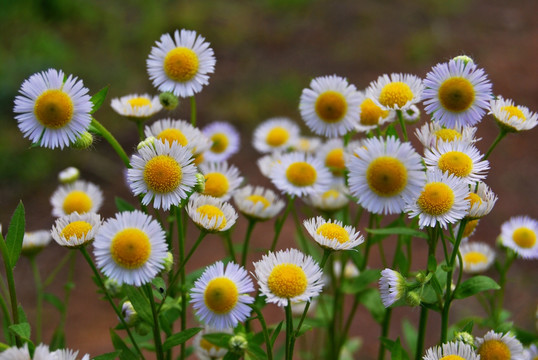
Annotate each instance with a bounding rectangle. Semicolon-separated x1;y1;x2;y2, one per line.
424;140;489;185
423;341;480;360
21;230;52;256
378;268;406;308
458;242;496;274
355;91;395;132
291;136;323;154
299;75;361;137
402;104;421;123
302;182;349;212
333;260;360;279
490;96;538;133
270;152;332;198
423;58;492;128
317;138;348;177
127;140;197;210
50;180;103;217
415;122;477;150
254;248;324;307
147;29;216;98
499;216;538;259
51;212;102;248
367;73;424;111
257;152;283;178
304;216;364;251
252;117;300;153
110;93;162;119
233;185;285;221
191;261;254;329
476;330;525;360
186;194;238;232
94;211;168;286
193;326;233;360
58;166;80;184
199;161;243;201
348;136;425;215
14;69;92;149
0;344;90;360
405;169;470;229
202;121;241;162
524;344;538;360
466;182;497;219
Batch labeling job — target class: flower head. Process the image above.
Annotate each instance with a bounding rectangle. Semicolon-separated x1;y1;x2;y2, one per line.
379;268;406;307
233;185;285;221
466;182;497;219
51;212;102;248
475;330;525;360
253;117;300;153
304;216;364;251
355;91;395;132
423;341;480;360
302;182;349;212
367;73;424;111
199;161;243;201
499;216;538;259
193;326;233;360
50;180;104;218
317;138;348;177
21;230;52;256
490;96;538;133
415;122;478;150
186;194;238;232
458;242;496;274
202;121;241;162
58;167;80;184
110;94;162;119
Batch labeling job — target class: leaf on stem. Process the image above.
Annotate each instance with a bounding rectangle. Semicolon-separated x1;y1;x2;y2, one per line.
163;327;203;351
90;86;109;114
453;276;500;299
5;202;25;269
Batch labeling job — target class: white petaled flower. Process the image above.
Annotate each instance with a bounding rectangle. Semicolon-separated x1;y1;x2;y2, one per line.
490;96;538;133
423;341;480;360
270;152;332;198
348;136;425;215
291;136;323;154
58;166;80;184
424;140;489;185
233;185;285;221
127;140;197;210
402;104;421;123
355;91;395;132
199;161;243;201
186;194;238;232
415;122;478;150
317;138;349;177
51;212;102;248
405;169;470;229
476;330;525;360
299;75;361;138
257;152;283;178
252;117;300;153
94;211;168;286
303;182;349;212
523;344;538;360
367;73;424;111
458;242;496;274
191;261;254;329
254;248;324;307
50;180;104;218
147;29;216;98
378;268;406;308
202;121;241;162
193;326;233;360
303;216;364;251
466;182;497;219
110;93;162;118
499;216;538;259
333;260;360;279
21;230;52;256
0;344;90;360
422;58;492;128
51;348;90;360
120;301;138;326
14;69;92;149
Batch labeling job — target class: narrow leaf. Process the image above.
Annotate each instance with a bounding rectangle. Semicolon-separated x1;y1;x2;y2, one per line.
109;329;136;360
115;197;136;212
453;276;500;299
124;286;153;325
44;293;65;313
9;323;31;341
461;320;474;334
93;352;122;360
270;321;284;346
90;86;109;114
5;202;25;268
163;327;202;351
246;343;267;360
202;332;233;349
365;227;428;239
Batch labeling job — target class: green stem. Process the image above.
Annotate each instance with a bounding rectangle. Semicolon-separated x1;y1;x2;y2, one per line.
249;305;273;360
222;230;236;263
190;96;197;127
415;306;428;360
396;110;408;141
176;208;187;360
145;284;164;360
377;308;392;360
135;119;145;141
56;252;77;345
241;220;257;267
43;251;74;287
29;256;43;344
285;302;293;360
0;289;12;344
494;250;516;326
90;118;131;168
270;197;293;252
0;235;21;346
484;129;507;160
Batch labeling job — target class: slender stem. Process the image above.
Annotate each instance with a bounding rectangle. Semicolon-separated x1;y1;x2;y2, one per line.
0;235;21;346
190;96;197;127
285;302;293;360
270;197;293;252
290;203;312;255
396;110;408;141
90;118;131;168
0;289;13;344
249;305;273;360
484;130;507;160
241;220;257;267
29;256;43;343
494;250;516;326
135;119;145;141
43;251;74;287
339;295;359;352
56;252;77;346
377;308;392;360
415;306;429;360
145;284;164;360
378;241;388;268
176;208;187;360
222;230;236;263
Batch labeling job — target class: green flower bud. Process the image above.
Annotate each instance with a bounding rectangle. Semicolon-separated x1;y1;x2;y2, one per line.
71;131;93;149
159;91;179;111
452;55;474;65
195;173;206;193
163;252;174;273
228;334;248;355
135;322;151;336
104;278;122;298
454;331;474;346
120;301;138;327
137;136;156;150
58;167;80;184
405;291;421;307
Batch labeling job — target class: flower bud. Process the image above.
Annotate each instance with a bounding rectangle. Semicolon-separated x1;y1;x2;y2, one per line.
71;131;93;149
120;301;138;327
228;334;248;356
163;252;174;273
454;331;474;347
159;91;179;111
452;55;474;65
104;278;122;298
137;136;155;150
195;173;206;193
405;291;421;307
58;167;80;184
135;322;151;336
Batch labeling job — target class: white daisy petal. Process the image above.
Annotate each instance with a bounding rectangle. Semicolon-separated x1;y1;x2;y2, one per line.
202;121;241;162
458;241;496;274
423;341;480;360
367;73;424;111
199;161;243;201
253;117;300;153
499;216;538;259
51;212;102;248
490;96;538;133
233;185;285;221
50;180;104;218
110;93;162;118
304;216;364;251
186;194;238;232
476;330;525;360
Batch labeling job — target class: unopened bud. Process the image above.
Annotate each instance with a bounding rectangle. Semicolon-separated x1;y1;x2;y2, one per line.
416;272;427;284
104;278;122;298
58;167;80;184
195;173;206;193
120;301;138;327
452;55;474;65
454;331;474;346
135;322;151;336
228;334;248;355
137;136;155;150
163;252;174;273
72;131;93;149
402;105;420;123
405;291;422;307
159;92;179;111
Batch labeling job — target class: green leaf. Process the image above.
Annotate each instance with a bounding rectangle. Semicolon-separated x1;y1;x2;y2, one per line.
9;323;31;341
365;227;428;239
109;329;137;360
385;124;399;138
49;327;65;350
202;332;233;349
246;343;267;360
270;321;284;347
115;197;136;212
356;289;385;323
461;320;474;333
342;269;381;294
44;293;65;313
163;327;203;351
453;276;500;299
93;352;122;360
514;327;538;345
402;319;417;359
90;86;109;114
223;353;241;360
381;337;409;360
124;286;153;325
5;202;25;268
427;255;437;273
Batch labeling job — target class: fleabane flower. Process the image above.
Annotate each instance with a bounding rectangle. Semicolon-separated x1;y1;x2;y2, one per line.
367;73;424;111
191;261;254;329
348;136;425;215
257;152;283;178
147;29;216;98
318;139;348;177
202;121;241;162
199;161;243;201
193;326;233;360
405;169;470;229
415;122;478;150
128;140;197;210
291;136;323;154
14;69;92;149
0;344;90;360
21;230;52;256
253;117;300;153
50;180;103;218
490;96;538;133
458;242;496;274
299;75;361;137
233;185;285;221
186;194;238;232
423;58;492;128
304;216;364;251
51;212;102;248
94;211;168;286
499;216;538;259
254;248;324;307
355;91;395;132
466;182;497;219
110;93;162;119
302;182;349;212
423;341;480;360
378;268;406;307
475;330;525;360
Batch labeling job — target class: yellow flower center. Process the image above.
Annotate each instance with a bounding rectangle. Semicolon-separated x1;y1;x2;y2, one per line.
440;356;465;360
512;227;536;249
478;339;511;360
466;193;483;208
463;219;479;238
360;98;389;125
246;195;271;209
204;277;239;314
325;148;346;175
194;152;204;166
501;105;526;122
163;47;199;82
63;190;93;215
438;77;475;112
267;263;308;298
200;338;219;352
366;156;408;197
298;138;311;151
378;82;413;108
435;129;462;142
127;97;152;108
34;89;74;129
203;172;230;198
315;91;347;123
110;228;151;269
266;127;290;147
316;223;349;244
143;155;182;193
322;189;340;199
210;133;229;153
286;162;317;187
61;221;92;241
196;205;227;230
463;251;488;266
438;151;473;177
157;128;188;147
417;182;455;215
